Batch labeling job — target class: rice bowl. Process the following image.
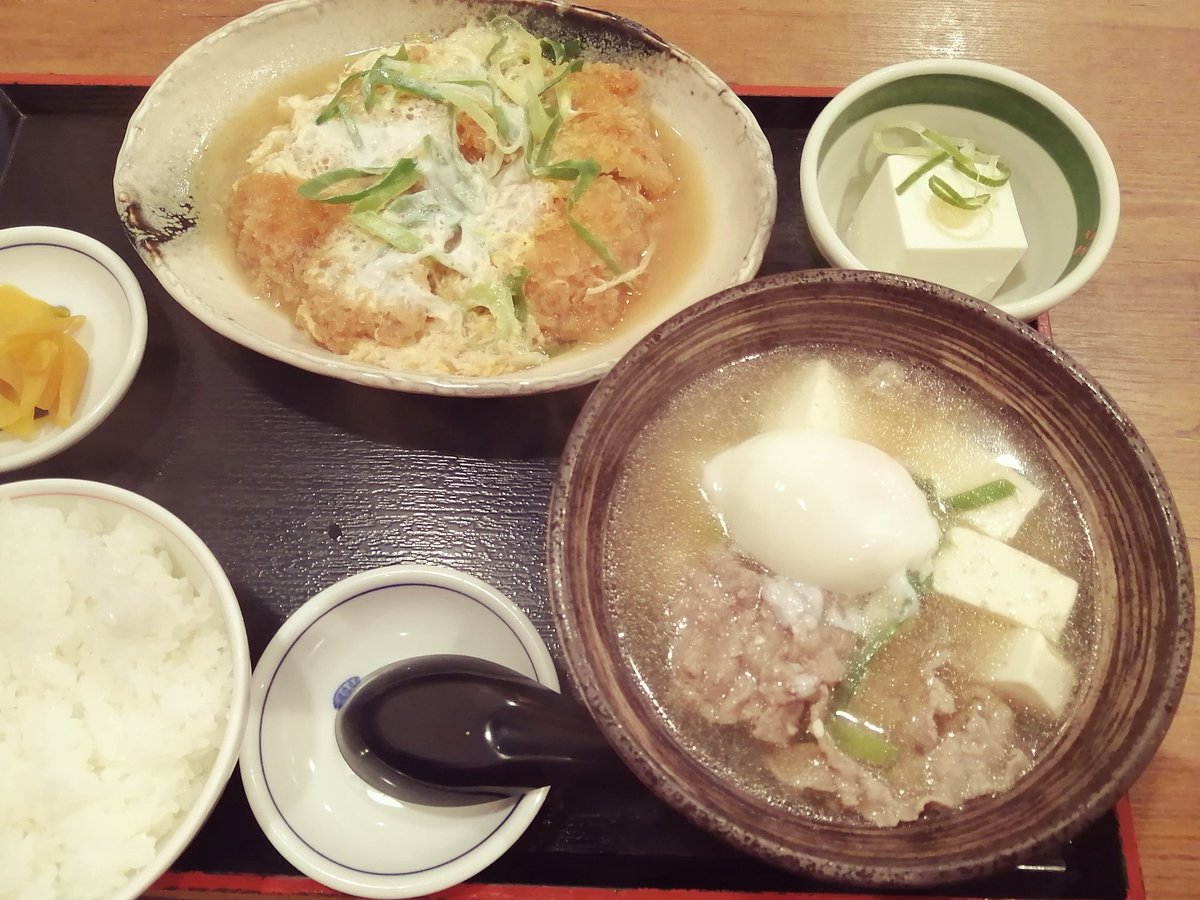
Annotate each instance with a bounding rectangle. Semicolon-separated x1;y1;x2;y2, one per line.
0;479;250;900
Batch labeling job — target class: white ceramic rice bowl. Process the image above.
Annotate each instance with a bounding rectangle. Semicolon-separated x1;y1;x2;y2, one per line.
113;0;777;396
0;478;251;900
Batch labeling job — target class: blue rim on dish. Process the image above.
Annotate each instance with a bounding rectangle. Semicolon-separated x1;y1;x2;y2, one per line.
240;565;557;899
0;225;148;473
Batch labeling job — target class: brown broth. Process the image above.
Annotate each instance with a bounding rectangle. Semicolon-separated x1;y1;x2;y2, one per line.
603;347;1098;822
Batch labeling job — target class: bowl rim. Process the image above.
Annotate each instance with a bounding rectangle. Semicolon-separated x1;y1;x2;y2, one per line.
112;0;777;397
798;58;1120;321
0;226;149;472
0;476;251;899
547;268;1192;887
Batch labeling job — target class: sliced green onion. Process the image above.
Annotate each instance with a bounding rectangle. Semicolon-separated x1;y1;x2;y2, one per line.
569;206;625;275
535;112;564;169
831;618;902;710
905;569;934;596
585;242;654;295
347;210;423;252
298;166;387;203
894;150;948;195
954;156;1011;188
505;266;529;323
371;68;445;102
335;102;364;150
562;159;625;275
298;157;419;205
823;620;904;767
945;478;1018;511
871;122;936;158
921;126;978;173
928;175;991;210
873;121;1012;211
462;277;521;339
316;71;366;125
539;56;583;98
521;91;627;275
826;711;897;766
540;36;582;64
349;166;422;214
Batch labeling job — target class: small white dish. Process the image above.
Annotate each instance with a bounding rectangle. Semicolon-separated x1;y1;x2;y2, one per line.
0;226;148;472
241;565;559;899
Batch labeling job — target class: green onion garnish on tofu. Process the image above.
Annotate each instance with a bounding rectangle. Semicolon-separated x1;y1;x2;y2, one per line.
873;122;1011;210
928;174;993;211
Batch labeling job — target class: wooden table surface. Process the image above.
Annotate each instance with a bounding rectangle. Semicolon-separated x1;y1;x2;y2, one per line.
2;0;1196;897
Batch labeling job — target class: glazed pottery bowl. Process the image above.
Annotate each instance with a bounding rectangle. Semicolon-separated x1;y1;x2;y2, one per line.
547;269;1191;887
799;59;1119;320
0;226;147;472
0;478;250;900
113;0;776;396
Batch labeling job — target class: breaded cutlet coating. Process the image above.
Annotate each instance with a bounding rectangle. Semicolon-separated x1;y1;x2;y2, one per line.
554;63;674;199
523;175;654;342
228;171;346;311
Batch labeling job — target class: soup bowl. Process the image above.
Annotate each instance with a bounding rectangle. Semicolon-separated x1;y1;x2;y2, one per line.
546;269;1192;887
113;0;775;397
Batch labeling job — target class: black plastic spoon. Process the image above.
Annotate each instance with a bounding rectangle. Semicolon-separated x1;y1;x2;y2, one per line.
334;654;616;806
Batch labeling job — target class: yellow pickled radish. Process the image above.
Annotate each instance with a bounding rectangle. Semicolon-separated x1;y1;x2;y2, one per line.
0;284;90;438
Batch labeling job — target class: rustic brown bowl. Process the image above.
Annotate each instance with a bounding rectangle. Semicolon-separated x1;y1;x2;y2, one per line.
546;269;1193;888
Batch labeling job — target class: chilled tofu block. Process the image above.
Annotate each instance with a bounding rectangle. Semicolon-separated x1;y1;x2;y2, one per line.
940;462;1044;541
767;358;851;434
933;526;1078;641
845;154;1027;301
982;626;1076;717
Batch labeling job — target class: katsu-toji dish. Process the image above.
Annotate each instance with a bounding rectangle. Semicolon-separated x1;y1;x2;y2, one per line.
228;18;696;376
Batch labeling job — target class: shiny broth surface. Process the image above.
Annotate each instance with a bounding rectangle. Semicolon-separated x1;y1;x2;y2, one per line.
603;347;1097;824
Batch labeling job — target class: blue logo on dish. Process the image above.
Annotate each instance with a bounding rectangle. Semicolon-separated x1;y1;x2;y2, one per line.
332;676;361;709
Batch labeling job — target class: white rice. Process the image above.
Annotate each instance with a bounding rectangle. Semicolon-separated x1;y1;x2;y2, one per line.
0;498;233;900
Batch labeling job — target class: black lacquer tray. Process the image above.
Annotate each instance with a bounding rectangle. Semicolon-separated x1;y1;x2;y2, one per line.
0;84;1142;899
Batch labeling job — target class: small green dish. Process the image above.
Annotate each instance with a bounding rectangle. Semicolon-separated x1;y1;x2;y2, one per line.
799;60;1119;321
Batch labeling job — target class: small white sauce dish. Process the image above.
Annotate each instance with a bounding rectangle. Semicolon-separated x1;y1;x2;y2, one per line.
240;565;559;899
0;226;148;472
799;59;1120;320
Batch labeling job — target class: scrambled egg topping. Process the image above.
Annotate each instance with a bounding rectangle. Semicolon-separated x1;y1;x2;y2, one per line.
229;18;673;376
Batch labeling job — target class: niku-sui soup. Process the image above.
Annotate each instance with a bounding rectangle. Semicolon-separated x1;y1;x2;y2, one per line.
604;349;1096;827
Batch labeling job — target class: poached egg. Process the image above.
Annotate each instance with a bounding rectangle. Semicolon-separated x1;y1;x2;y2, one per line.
701;427;940;596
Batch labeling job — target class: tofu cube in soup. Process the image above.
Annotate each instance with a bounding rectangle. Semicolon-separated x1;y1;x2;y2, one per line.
981;626;1076;717
932;526;1079;642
